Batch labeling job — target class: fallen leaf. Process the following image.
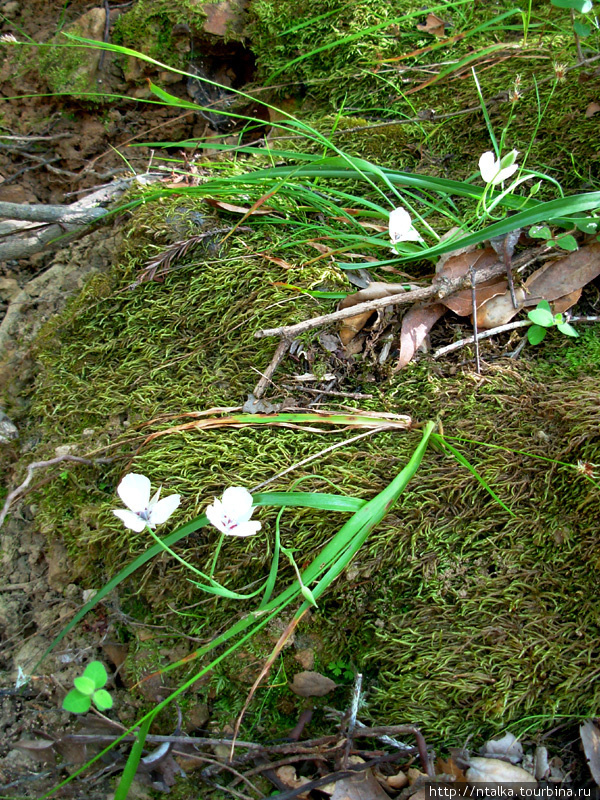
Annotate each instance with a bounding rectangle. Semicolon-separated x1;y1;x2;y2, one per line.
275;765;312;798
396;303;446;368
102;640;129;671
258;252;296;269
476;241;600;328
386;770;409;789
466;757;536;788
13;735;56;763
204;198;274;215
523;243;600;301
481;732;523;764
288;670;337;697
436;756;466;781
328;758;391;800
585;102;600;118
580;720;600;786
534;746;550;780
436;247;506;316
417;12;446;36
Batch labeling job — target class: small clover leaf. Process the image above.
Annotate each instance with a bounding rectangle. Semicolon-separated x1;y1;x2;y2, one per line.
63;661;113;715
63;689;92;714
82;661;108;688
92;689;114;711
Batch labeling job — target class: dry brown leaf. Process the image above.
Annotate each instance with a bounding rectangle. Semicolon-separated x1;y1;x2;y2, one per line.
288;670;337;697
416;12;446;36
258;253;296;269
476;287;526;328
550;287;582;314
329;762;391;800
476;242;600;328
204;198;274;215
386;770;409;789
275;765;312;798
585;102;600;118
523;242;600;301
481;731;523;763
339;281;420;345
580;720;600;787
397;302;446;368
437;247;505;316
436;756;466;781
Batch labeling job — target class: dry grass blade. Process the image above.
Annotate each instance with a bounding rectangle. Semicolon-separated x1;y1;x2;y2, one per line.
132;227;249;286
141;410;412;445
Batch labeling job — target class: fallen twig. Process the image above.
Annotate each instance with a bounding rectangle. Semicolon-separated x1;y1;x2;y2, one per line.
433;315;600;359
254;253;524;340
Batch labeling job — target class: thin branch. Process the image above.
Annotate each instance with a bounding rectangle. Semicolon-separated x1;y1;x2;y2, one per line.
255;256;514;339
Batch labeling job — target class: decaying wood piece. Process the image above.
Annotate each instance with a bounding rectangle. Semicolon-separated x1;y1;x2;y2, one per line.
0;174;162;260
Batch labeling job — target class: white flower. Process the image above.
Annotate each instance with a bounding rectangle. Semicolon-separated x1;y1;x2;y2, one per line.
0;34;18;44
479;149;519;185
112;473;180;532
205;487;261;537
388;207;422;245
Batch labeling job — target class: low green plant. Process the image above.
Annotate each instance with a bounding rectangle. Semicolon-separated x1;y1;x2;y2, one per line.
327;659;354;681
527;299;579;345
550;0;597;46
62;661;113;714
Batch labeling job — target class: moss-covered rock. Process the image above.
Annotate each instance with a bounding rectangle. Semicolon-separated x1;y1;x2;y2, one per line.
19;181;600;745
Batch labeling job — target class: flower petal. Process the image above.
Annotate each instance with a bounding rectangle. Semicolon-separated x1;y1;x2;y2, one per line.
113;509;146;532
389;208;412;242
206;498;227;534
479;151;497;184
221;487;254;522
117;473;151;513
228;520;262;537
149;494;181;526
495;162;519;184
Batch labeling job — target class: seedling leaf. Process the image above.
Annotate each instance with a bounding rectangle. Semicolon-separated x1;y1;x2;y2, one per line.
63;689;92;714
93;689;114;711
527;325;547;345
555;234;579;251
528;307;554;326
574;21;592;36
529;225;552;239
557;322;579;337
73;676;96;695
551;0;593;11
83;661;108;688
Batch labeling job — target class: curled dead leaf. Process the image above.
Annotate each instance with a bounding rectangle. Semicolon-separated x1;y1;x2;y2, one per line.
416;12;446;36
466;757;536;788
436;247;505;316
580;720;600;787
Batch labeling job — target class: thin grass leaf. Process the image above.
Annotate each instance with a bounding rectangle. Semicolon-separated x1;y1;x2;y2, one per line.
432;435;516;516
114;715;153;800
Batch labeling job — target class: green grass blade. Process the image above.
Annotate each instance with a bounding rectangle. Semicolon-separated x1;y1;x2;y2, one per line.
432;434;516;516
114;715;153;800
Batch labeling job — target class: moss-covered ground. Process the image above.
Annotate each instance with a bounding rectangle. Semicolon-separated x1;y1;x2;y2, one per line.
4;0;600;777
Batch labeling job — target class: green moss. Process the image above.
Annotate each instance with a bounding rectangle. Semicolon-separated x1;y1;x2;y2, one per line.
27;196;600;743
